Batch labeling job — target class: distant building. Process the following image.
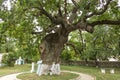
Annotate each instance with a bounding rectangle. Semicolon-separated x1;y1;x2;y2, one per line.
15;57;24;65
108;57;118;62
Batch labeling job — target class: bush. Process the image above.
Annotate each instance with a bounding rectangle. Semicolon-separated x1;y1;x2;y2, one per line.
61;50;75;61
2;53;16;67
62;60;120;68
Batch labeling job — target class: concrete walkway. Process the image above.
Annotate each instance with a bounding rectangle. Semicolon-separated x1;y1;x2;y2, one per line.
0;73;22;80
0;72;28;80
62;70;96;80
0;71;96;80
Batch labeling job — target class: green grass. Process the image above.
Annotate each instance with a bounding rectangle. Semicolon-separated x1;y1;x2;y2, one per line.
61;65;120;80
17;72;78;80
1;64;120;80
0;64;31;77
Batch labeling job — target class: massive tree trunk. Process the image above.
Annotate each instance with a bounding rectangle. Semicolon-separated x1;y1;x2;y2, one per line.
37;27;68;76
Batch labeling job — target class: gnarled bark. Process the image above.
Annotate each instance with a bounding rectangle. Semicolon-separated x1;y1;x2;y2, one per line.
38;28;68;75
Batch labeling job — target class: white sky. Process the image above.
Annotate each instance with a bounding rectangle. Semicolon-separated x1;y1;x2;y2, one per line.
119;0;120;6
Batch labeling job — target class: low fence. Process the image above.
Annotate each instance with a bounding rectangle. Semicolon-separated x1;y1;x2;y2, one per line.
62;60;120;68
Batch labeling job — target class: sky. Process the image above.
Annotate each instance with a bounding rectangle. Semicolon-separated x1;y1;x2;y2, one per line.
119;0;120;6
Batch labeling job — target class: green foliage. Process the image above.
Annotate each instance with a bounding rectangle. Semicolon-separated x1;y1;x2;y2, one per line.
64;26;120;61
0;0;120;62
81;26;120;60
61;49;73;61
2;53;16;67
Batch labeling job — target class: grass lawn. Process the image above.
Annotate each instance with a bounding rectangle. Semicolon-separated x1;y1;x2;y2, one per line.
0;64;31;77
0;64;120;80
17;72;78;80
61;65;120;80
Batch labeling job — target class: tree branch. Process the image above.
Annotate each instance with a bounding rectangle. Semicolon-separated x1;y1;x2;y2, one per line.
68;7;78;23
57;4;63;17
88;20;120;26
32;6;62;25
71;0;78;7
24;6;55;23
40;8;56;22
68;0;79;23
67;19;120;34
85;0;112;19
31;31;43;34
67;21;87;33
64;0;67;18
66;42;80;55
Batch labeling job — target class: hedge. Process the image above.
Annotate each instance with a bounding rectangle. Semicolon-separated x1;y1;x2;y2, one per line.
62;60;120;68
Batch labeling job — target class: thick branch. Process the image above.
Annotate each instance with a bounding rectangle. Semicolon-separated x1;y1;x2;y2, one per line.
67;19;120;34
57;4;63;17
66;42;80;54
79;30;85;51
68;0;78;23
71;0;78;7
32;6;62;25
67;21;87;33
85;0;112;19
64;0;67;17
31;31;42;34
27;6;56;23
40;8;61;24
88;20;120;26
68;7;78;23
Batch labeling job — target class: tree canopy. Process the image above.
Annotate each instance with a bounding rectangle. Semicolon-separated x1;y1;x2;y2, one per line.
0;0;120;61
0;0;120;34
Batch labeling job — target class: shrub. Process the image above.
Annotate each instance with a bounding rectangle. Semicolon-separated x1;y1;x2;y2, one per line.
61;50;74;61
2;53;16;67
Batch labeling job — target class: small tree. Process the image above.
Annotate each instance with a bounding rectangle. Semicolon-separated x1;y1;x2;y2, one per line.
2;53;15;67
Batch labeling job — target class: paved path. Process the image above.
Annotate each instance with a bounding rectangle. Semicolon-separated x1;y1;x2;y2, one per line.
0;73;22;80
0;71;95;80
62;70;96;80
0;72;28;80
